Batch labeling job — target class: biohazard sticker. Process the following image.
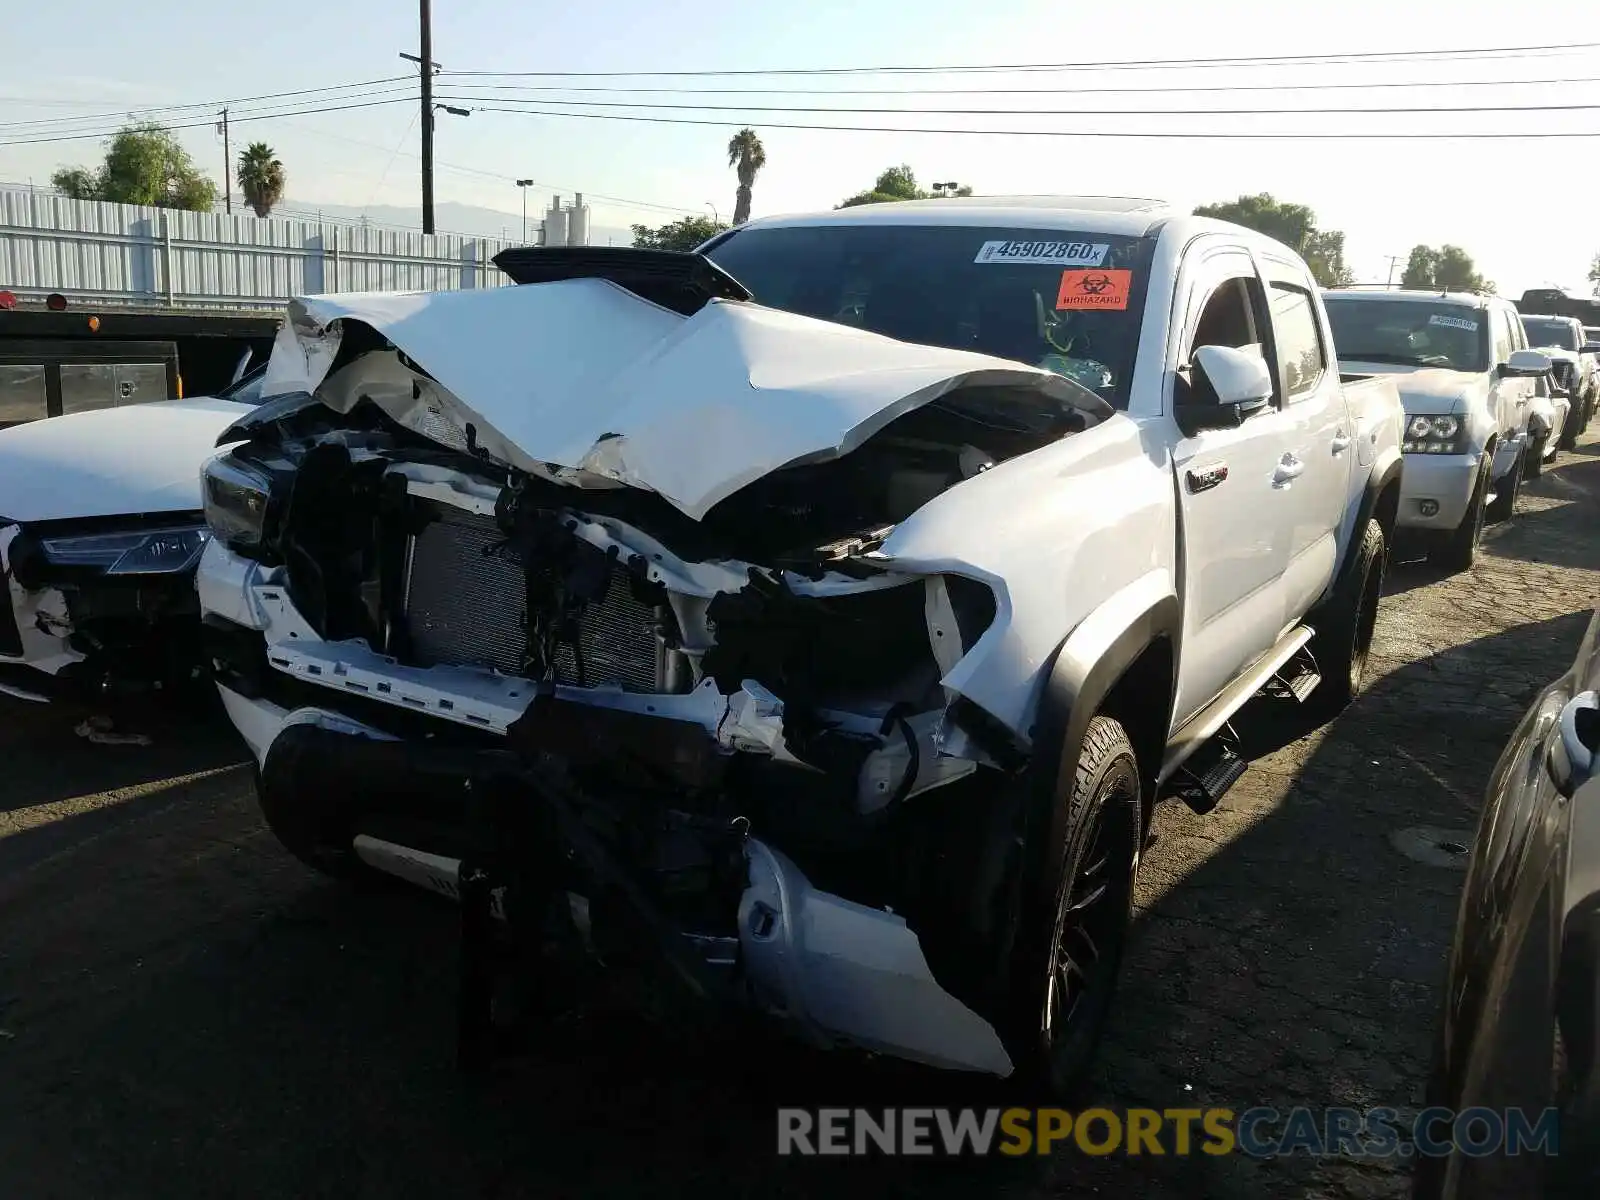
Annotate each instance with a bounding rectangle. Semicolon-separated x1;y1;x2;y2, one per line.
974;240;1109;266
1427;314;1479;331
1056;269;1132;311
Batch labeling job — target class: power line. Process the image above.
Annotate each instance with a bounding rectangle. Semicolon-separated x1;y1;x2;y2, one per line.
440;92;1600;117
0;96;416;147
465;102;1600;139
0;76;413;131
433;73;1600;97
272;118;708;216
444;41;1600;78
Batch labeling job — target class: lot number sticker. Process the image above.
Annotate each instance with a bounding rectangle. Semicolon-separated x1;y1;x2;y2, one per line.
1428;314;1479;331
974;240;1109;266
1056;269;1133;311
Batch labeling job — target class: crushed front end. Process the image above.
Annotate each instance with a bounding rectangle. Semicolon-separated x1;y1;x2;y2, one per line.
0;515;211;697
198;262;1114;1077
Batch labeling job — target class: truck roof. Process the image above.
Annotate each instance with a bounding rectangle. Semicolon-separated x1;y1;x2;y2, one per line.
1322;288;1502;309
741;195;1177;238
1520;312;1580;324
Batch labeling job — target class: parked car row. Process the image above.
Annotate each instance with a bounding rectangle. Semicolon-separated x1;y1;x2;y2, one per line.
0;199;1592;1176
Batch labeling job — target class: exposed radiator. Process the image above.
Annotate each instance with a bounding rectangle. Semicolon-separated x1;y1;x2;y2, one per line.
402;505;664;691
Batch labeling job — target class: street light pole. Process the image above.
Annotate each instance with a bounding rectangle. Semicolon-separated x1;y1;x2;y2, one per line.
517;179;534;243
706;201;719;225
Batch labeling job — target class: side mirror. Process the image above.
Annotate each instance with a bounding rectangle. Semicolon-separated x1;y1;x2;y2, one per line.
1177;345;1273;434
1549;691;1600;799
1502;348;1553;378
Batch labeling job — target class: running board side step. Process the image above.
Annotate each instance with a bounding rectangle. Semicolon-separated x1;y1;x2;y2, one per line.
1158;624;1315;790
1263;648;1322;704
1168;726;1246;815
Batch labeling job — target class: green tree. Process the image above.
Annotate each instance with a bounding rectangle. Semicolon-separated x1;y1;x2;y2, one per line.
1586;253;1600;297
50;123;217;211
237;142;286;218
726;128;767;226
631;215;728;252
49;167;99;199
1193;193;1354;287
839;163;926;207
1399;243;1492;293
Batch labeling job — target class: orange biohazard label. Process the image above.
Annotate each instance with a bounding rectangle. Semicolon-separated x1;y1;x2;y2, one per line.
1056;269;1132;311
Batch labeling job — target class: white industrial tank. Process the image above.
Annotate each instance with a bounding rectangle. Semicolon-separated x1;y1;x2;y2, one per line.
566;193;592;247
543;196;569;248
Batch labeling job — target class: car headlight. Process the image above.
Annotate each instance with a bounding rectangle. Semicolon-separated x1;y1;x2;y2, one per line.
39;526;210;575
1403;414;1466;454
201;454;273;550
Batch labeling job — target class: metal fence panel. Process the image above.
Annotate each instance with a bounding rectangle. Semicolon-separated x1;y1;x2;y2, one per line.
0;187;515;309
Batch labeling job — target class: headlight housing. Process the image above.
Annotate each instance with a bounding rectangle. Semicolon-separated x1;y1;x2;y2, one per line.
1403;414;1467;454
39;526;209;575
201;453;274;550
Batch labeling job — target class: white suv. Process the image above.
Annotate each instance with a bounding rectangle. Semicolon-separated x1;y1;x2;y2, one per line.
1323;290;1549;570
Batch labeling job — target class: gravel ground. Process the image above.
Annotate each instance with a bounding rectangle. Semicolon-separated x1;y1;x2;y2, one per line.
2;437;1597;1200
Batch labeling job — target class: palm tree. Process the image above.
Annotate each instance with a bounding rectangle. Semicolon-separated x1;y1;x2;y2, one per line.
237;142;286;218
726;128;766;226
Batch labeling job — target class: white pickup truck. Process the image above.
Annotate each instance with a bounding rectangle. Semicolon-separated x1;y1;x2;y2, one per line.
1322;289;1550;571
196;197;1403;1093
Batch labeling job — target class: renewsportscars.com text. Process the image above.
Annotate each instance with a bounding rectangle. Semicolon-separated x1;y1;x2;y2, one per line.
776;1106;1561;1159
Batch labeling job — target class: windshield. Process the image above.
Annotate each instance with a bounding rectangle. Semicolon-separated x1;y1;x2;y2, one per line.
1522;317;1580;351
1322;298;1489;372
703;224;1155;409
218;363;268;405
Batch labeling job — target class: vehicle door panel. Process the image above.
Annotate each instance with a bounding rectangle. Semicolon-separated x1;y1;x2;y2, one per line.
1261;261;1351;621
1170;247;1295;726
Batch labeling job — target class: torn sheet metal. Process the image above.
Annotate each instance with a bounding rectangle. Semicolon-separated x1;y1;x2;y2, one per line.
261;278;1107;521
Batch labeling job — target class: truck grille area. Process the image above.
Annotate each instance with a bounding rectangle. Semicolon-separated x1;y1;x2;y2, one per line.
405;507;527;676
402;505;664;692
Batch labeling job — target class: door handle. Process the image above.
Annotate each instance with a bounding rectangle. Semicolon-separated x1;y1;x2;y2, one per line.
1331;431;1353;454
1272;454;1305;486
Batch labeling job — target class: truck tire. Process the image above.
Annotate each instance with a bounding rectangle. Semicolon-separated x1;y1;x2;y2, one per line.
253;762;368;880
1485;448;1524;524
1526;432;1547;479
1309;517;1386;717
1002;714;1141;1098
1430;462;1489;574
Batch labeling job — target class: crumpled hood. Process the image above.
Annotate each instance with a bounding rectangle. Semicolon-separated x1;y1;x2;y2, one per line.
0;397;253;524
259;278;1108;521
1341;364;1483;416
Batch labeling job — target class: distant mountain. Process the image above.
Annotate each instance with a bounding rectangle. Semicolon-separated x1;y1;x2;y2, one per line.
274;198;634;247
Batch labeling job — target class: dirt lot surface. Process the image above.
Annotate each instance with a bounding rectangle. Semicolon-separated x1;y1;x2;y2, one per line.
3;440;1598;1200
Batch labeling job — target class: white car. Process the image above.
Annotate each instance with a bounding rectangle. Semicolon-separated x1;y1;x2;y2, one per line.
0;366;264;701
197;198;1402;1092
1322;289;1549;571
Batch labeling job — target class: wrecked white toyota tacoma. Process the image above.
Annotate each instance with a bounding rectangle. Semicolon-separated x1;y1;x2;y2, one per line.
198;198;1403;1092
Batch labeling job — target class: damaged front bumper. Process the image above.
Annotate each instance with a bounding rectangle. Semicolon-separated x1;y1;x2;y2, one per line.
0;520;210;695
218;684;1014;1076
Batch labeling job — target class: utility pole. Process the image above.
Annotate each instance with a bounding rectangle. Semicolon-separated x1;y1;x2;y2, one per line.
400;1;439;234
218;107;231;214
419;0;434;234
1384;255;1402;289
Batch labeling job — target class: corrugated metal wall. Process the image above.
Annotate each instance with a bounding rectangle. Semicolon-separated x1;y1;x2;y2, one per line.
0;187;516;309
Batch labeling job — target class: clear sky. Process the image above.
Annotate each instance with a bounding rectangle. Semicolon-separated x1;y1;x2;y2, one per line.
2;0;1595;294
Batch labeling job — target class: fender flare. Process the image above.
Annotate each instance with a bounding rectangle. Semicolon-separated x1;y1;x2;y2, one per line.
1330;452;1402;600
1026;574;1179;883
